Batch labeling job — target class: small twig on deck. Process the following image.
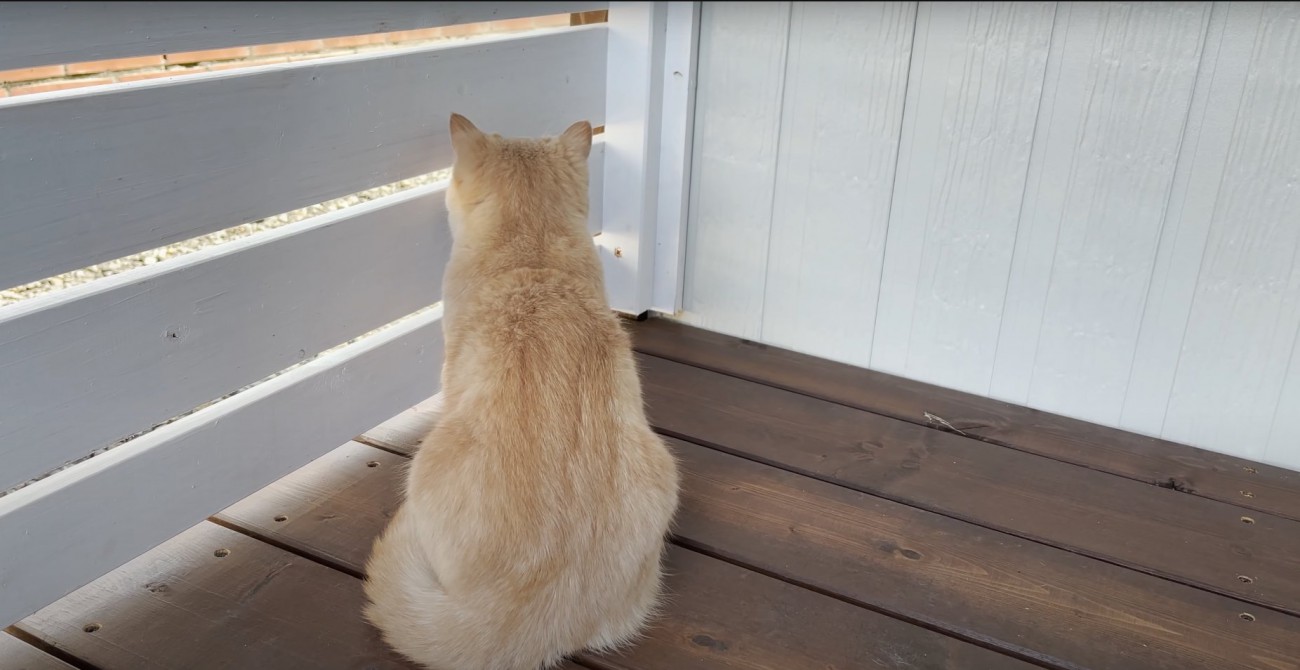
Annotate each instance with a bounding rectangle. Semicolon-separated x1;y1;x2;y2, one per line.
923;412;967;436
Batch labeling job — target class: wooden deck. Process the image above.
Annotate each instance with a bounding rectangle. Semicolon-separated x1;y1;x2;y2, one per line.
6;319;1300;670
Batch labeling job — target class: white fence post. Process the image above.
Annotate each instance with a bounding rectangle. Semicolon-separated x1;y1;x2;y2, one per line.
652;1;700;315
599;1;698;316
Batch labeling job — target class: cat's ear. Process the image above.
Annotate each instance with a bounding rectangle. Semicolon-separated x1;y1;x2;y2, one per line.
559;120;592;160
449;113;486;160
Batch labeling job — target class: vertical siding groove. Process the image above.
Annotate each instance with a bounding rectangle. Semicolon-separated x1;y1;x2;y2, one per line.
680;1;1300;470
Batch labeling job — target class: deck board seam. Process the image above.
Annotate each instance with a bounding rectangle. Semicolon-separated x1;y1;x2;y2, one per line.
668;538;1065;670
324;440;1055;669
207;515;366;580
649;425;1300;619
630;347;1300;522
4;626;102;670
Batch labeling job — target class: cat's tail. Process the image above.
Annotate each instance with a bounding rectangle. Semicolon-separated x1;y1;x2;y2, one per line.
362;506;573;670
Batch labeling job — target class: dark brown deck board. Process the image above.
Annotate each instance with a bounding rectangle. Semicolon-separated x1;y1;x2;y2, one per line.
629;318;1300;522
220;441;1037;670
672;439;1300;670
0;632;75;670
635;352;1300;615
16;523;417;670
354;406;1300;669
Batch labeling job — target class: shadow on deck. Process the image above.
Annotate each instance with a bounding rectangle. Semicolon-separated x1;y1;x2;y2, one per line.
6;319;1300;669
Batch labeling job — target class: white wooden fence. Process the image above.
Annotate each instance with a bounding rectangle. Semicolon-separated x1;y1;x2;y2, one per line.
679;1;1300;472
0;1;699;627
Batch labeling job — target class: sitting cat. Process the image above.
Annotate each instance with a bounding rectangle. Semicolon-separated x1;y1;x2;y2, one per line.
363;114;680;670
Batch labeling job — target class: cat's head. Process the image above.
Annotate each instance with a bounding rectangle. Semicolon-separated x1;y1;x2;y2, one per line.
445;113;592;240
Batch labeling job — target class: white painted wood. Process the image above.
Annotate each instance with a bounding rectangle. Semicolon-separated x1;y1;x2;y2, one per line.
871;2;1053;390
0;185;450;494
588;139;606;236
0;26;607;291
868;0;1050;385
1271;332;1300;471
0;307;444;627
677;2;792;338
598;1;667;315
759;1;916;368
675;1;1300;469
990;1;1211;420
0;1;605;71
1120;2;1257;435
1163;2;1300;463
650;1;701;315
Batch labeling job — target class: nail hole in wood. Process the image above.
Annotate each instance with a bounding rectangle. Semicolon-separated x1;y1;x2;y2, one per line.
1244;466;1257;474
214;548;231;558
1239;612;1255;622
83;623;100;633
1238;575;1254;584
1240;490;1255;498
367;461;380;468
274;515;287;522
1241;516;1255;525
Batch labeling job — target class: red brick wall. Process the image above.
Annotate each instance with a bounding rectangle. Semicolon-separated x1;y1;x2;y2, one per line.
0;13;578;98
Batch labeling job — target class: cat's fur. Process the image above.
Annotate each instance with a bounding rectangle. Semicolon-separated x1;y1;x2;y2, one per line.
363;114;680;670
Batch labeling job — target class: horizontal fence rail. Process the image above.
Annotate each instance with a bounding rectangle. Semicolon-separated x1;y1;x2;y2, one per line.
0;185;448;494
0;1;606;71
0;306;445;627
0;24;608;291
0;4;618;629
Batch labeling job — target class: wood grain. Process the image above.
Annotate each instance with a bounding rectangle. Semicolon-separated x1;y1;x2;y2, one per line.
358;391;1300;667
1162;2;1300;467
219;441;1037;669
630;318;1300;523
673;439;1300;670
636;352;1300;615
872;1;1053;389
0;633;73;670
758;1;915;367
991;1;1211;422
677;2;791;338
15;522;419;670
0;26;605;290
0;185;448;495
0;308;443;628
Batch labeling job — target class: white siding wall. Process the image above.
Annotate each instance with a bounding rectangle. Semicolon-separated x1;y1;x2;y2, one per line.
677;1;1300;471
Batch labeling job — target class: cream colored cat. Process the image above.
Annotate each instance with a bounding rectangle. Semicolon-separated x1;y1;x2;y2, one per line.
363;114;680;670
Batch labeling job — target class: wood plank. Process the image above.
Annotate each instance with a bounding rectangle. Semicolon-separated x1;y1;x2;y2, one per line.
636;352;1300;615
672;439;1300;670
0;1;606;71
15;522;418;669
0;633;74;670
0;26;606;290
598;1;667;315
1120;2;1256;437
357;397;440;455
0;186;449;495
648;1;700;314
759;1;914;368
676;2;790;338
219;441;1037;669
1162;2;1300;467
630;318;1300;522
990;2;1210;420
871;1;1053;389
0;308;443;628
